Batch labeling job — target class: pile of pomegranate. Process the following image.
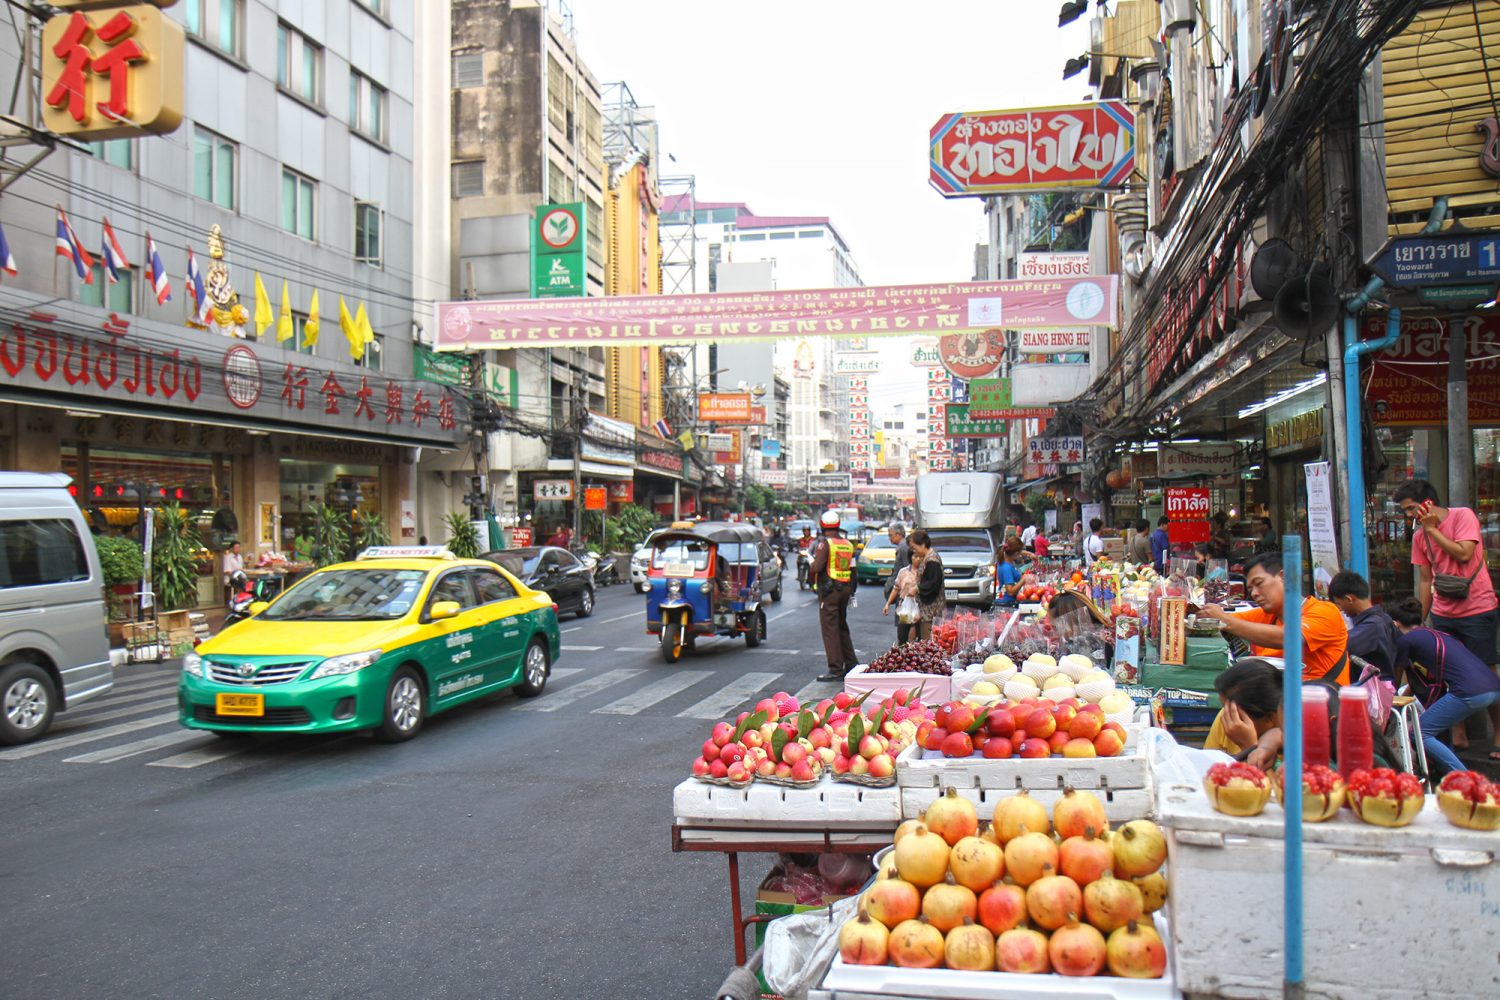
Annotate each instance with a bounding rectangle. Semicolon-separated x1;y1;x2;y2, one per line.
839;787;1170;979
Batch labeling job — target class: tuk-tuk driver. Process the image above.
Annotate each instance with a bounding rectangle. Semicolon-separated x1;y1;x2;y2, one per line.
810;509;857;682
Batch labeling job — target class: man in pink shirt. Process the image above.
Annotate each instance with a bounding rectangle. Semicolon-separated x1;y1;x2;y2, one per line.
1395;479;1500;758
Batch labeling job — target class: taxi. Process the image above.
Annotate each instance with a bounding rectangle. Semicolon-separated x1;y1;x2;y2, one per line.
857;534;899;585
178;547;562;742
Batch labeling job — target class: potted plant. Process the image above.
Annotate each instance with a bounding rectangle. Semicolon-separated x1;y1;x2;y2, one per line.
152;502;202;612
311;503;351;567
95;534;144;642
350;510;389;554
443;511;481;558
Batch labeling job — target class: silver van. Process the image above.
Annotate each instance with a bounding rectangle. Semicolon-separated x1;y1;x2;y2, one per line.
0;472;113;744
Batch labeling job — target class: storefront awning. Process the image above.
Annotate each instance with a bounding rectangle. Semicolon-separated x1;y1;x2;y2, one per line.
545;459;633;481
1008;476;1063;494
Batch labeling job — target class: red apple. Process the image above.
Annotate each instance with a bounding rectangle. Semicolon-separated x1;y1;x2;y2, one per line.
947;702;976;734
934;704;952;729
942;730;975;758
1048;730;1071;753
982;736;1014;759
1018;738;1051;758
922;727;949;752
1093;729;1125;757
987;708;1016;738
1010;705;1034;732
1052;704;1078;730
1101;721;1127;740
1068;711;1104;742
719;743;746;765
1026;708;1057;740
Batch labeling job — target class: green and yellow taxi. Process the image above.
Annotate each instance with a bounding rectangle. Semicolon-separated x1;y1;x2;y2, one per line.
857;532;900;585
178;548;562;742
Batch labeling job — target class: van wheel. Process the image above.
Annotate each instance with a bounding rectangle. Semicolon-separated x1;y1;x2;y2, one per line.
0;662;56;745
375;666;425;743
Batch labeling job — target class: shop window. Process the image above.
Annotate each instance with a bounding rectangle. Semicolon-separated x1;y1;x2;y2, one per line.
354;202;382;266
354;0;386;16
279;459;381;554
0;520;88;589
79;263;133;314
281;168;316;241
277;23;323;105
86;139;134;171
184;0;241;58
356;334;383;372
193;127;237;209
769;231;796;240
349;70;388;143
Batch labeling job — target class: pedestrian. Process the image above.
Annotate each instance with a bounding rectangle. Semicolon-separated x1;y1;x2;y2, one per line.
996;537;1025;607
418;535;428;546
1069;520;1083;557
1082;517;1105;567
1020;519;1037;551
810;509;857;681
222;541;244;602
906;528;945;642
881;523;911;609
1389;597;1500;777
883;563;918;644
1256;517;1279;553
1201;551;1350;684
1210;511;1233;560
547;524;573;549
1394;478;1500;758
1129;518;1152;566
1328;569;1400;680
1033;528;1050;558
1150;516;1170;574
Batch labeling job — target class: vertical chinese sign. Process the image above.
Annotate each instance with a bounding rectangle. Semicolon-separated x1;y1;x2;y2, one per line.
848;375;872;476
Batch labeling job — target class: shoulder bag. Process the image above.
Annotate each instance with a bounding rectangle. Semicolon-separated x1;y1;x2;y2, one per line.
1423;532;1482;601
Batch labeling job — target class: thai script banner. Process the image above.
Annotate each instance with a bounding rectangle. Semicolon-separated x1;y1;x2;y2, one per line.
929;101;1135;197
433;277;1120;351
1365;313;1500;426
1018;252;1092;279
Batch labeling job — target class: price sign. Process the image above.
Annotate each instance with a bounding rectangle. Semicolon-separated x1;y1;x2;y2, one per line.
510;528;532;547
1159;598;1187;665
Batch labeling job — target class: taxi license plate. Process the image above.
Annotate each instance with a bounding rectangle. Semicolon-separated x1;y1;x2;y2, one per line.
215;692;264;717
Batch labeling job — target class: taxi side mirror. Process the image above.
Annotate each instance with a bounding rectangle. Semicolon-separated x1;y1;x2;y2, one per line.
429;600;462;621
248;601;270;616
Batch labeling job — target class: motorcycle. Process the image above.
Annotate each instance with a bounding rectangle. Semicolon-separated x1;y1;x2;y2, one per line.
796;548;812;590
589;549;618;587
223;572;256;628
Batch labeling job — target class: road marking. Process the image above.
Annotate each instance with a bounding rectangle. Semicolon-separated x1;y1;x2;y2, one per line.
592;671;713;715
613;646;660;652
561;645;603;652
53;695;176;730
64;729;206;764
675;672;783;720
562;626;581;633
745;648;802;656
513;669;644;712
548;668;583;681
63;679;178;713
108;673;180;694
148;741;253;769
598;611;637;624
794;679;841;704
0;712;179;760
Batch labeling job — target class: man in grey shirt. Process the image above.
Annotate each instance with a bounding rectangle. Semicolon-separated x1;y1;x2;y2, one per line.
882;523;911;604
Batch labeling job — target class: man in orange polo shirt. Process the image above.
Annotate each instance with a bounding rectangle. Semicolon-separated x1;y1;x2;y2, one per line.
1202;551;1351;684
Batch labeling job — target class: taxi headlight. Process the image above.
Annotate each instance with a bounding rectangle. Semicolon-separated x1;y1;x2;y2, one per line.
183;652;203;678
309;649;383;680
667;578;683;597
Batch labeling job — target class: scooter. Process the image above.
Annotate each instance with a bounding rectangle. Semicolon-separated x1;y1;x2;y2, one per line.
223;572;256;628
589;550;618;587
796;548;811;590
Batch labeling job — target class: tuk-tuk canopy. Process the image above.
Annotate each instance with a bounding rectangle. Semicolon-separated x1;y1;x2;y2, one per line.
650;522;766;572
650;521;764;548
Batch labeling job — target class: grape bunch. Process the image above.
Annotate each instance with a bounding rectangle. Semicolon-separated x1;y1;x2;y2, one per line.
868;640;953;675
949;644;990;669
1203;578;1230;604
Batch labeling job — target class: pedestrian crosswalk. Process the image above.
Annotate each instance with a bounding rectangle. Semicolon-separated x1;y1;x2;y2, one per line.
1;652;838;771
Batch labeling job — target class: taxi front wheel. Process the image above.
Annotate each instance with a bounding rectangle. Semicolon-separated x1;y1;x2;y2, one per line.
515;640;550;698
376;666;426;743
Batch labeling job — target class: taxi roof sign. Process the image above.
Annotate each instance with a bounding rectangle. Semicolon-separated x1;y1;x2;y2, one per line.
357;546;456;560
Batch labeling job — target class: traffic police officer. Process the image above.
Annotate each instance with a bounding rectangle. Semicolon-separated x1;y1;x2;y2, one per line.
810;509;856;681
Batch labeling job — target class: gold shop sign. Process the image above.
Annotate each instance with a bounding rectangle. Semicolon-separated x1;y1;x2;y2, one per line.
41;4;184;140
1266;409;1323;452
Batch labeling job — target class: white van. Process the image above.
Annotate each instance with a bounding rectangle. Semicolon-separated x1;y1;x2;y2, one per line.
0;472;113;744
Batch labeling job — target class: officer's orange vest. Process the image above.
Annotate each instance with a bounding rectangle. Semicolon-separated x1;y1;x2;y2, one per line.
826;537;854;582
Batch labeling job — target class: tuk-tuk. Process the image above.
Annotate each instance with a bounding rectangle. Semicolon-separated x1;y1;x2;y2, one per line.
646;522;768;663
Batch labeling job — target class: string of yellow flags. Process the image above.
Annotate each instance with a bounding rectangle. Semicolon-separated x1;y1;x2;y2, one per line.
252;272;371;359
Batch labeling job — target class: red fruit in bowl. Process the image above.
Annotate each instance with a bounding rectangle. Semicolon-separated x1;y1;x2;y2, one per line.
947;703;977;733
942;731;976;758
1438;770;1500;830
1270;764;1346;822
923;727;949;752
1347;768;1425;827
1018;738;1050;759
1203;761;1271;816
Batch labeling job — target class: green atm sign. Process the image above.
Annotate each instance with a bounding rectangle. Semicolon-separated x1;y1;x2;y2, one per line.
532;202;586;298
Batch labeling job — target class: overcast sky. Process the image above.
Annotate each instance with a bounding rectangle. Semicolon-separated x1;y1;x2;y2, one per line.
567;0;1090;287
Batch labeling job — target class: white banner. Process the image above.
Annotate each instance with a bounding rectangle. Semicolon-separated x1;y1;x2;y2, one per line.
1158;441;1239;479
534;479;575;501
1028;437;1085;466
703;432;735;452
1010;363;1092;405
758;468;789;487
1304;461;1340;599
1019;329;1094;354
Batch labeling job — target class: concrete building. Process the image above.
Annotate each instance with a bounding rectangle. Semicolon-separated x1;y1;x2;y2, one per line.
0;0;467;608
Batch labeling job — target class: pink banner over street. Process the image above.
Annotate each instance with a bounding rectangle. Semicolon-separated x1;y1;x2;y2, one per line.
432;277;1119;351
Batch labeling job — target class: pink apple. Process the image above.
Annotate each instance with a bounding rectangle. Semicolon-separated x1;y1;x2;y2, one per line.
816;746;836;766
790;758;817;782
850;754;870;775
755;698;781;722
691;758;712;777
718;743;745;765
756;757;777;777
726;761;752;784
858;734;886;760
833;692;853;709
780;742;808;766
712;722;736;747
702;739;720;761
740;730;764;750
832;754;852;774
710;759;730;778
808;727;833;750
867;752;895;778
774;762;793;778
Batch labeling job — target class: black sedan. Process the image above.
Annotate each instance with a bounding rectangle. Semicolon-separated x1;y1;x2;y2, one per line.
481;546;595;619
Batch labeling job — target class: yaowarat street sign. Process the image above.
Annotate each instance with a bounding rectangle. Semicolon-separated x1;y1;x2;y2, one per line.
433;277;1120;350
41;4;185;140
944;403;1007;438
929;101;1136;197
1019;329;1093;354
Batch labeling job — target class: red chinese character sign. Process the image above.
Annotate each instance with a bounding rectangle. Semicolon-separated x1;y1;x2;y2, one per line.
41;5;185;140
929;101;1136;197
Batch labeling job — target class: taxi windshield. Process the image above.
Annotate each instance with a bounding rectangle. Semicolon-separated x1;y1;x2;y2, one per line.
652;539;712;570
260;568;429;621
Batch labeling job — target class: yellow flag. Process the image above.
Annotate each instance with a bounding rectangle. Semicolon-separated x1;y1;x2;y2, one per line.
339;296;359;359
302;289;320;348
354;302;374;356
253;273;273;337
276;281;294;343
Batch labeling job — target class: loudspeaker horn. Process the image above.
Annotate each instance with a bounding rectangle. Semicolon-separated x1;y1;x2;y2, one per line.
1249;237;1303;300
1273;274;1339;338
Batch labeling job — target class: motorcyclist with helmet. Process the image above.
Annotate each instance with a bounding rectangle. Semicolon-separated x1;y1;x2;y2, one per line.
810;509;857;682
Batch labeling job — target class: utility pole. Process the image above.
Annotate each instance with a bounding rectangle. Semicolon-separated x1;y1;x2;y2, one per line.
571;381;583;542
1449;314;1471;507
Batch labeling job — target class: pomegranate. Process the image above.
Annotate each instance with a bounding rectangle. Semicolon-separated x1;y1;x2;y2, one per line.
1132;871;1169;913
1439;770;1500;830
1058;828;1113;886
862;877;920;929
1049;915;1107;976
979;821;1001;846
1347;767;1425;828
1203;761;1272;817
1053;787;1109;840
976;881;1027;935
1271;763;1346;822
1082;871;1144;933
943;917;997;972
838;908;889;965
924;786;980;846
993;790;1051;843
893;818;926;844
1112;819;1168;878
1025;867;1083;931
887;916;944;969
893;823;951;888
995;925;1052;973
1003;829;1059;887
1106;919;1168;978
920;873;978;933
949;835;1005;892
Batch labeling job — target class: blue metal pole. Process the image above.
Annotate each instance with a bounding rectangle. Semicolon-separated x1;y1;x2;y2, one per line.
1342;308;1401;578
1282;536;1304;996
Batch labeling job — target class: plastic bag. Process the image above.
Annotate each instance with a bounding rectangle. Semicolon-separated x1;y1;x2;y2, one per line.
896;595;920;624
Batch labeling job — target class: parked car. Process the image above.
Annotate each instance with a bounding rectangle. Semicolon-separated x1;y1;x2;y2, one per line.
179;550;561;742
482;546;595;618
630;529;670;593
0;472;116;745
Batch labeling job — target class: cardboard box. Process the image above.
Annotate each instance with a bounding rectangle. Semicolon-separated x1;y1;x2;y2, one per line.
754;865;860;996
158;610;193;632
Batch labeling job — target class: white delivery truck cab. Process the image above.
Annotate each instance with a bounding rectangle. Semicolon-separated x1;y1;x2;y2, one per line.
913;473;1005;609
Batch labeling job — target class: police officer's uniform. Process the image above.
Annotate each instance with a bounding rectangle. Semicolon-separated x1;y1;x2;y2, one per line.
810;515;856;681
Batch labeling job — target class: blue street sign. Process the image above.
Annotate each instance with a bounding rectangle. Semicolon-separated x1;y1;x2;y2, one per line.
1368;232;1500;288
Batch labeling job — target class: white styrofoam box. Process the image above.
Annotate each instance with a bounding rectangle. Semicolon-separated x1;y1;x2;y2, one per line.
819;911;1180;999
671;777;902;828
901;785;1155;825
843;664;952;704
1158;780;1500;999
895;735;1150;792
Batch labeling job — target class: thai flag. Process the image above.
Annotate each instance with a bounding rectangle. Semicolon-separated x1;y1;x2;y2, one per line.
186;245;210;324
145;231;170;304
653;417;673;440
100;217;131;284
55;208;93;282
0;222;15;277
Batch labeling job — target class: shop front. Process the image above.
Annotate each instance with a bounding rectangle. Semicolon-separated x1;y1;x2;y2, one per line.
0;296;470;609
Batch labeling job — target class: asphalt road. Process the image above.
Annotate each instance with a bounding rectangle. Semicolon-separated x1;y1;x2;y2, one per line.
0;576;907;999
